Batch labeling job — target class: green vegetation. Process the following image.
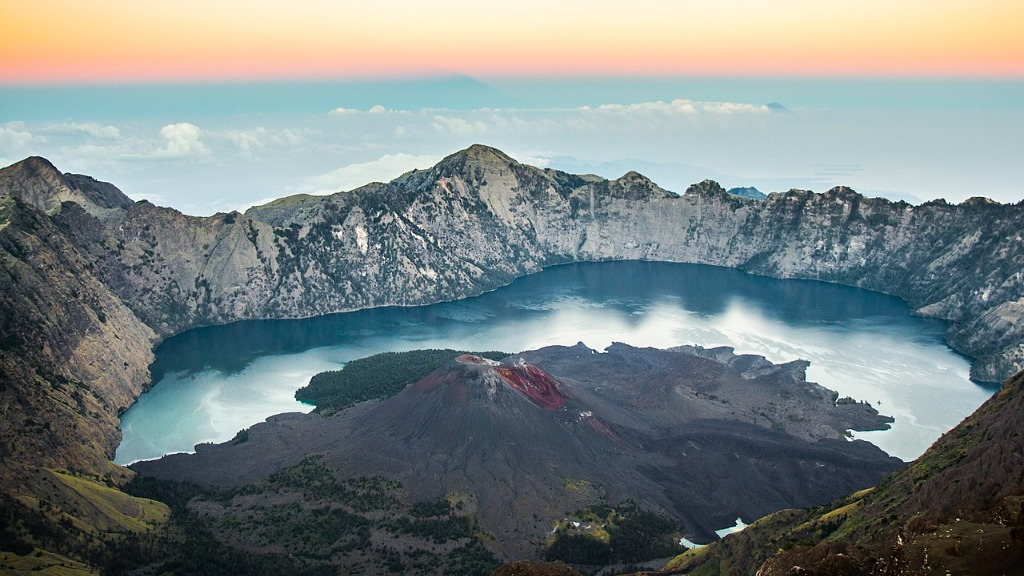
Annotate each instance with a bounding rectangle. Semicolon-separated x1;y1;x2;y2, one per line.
0;195;14;230
445;541;502;576
544;501;682;566
296;349;509;413
115;457;500;575
386;513;472;543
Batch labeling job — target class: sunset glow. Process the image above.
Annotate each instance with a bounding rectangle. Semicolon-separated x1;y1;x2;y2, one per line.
3;0;1022;83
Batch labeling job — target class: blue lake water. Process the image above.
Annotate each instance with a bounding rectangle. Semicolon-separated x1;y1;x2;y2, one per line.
115;261;993;464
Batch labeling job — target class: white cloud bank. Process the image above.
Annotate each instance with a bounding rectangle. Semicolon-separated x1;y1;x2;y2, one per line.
4;83;1021;215
292;153;444;196
155;123;210;159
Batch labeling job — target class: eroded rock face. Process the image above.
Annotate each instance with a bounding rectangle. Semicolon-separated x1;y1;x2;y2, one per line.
0;195;156;475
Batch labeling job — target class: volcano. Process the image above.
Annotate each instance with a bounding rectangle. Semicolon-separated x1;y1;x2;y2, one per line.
134;343;901;557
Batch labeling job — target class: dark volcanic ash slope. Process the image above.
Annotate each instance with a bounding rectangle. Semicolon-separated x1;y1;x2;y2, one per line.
133;344;901;558
659;368;1024;576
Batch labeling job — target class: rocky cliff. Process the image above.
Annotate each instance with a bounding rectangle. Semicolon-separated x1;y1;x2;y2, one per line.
0;176;164;570
14;145;1015;381
0;194;156;475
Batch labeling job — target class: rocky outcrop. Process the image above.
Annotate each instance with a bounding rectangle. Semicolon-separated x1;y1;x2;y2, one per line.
0;156;133;222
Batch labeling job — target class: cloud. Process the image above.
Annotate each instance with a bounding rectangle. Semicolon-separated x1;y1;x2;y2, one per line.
225;128;266;159
46;122;122;139
293;153;442;195
425;98;778;138
589;99;772;115
329;104;405;116
431;115;489;135
0;122;42;151
507;151;551;168
155;123;210;158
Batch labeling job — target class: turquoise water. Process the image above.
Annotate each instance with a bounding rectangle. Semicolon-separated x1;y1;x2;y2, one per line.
115;261;990;464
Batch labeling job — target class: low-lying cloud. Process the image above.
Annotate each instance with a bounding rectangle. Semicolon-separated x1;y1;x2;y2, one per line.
3;84;1021;215
155;123;209;159
291;153;444;196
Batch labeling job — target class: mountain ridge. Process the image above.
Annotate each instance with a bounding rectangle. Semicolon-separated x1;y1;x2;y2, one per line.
90;145;1024;380
1;145;1022;470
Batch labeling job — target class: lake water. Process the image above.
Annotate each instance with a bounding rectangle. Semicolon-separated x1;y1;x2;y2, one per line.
115;261;994;464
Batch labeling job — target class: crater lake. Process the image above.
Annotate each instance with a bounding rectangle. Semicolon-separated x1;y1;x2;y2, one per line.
116;261;992;464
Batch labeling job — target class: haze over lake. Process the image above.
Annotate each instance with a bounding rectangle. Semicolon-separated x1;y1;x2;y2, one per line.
116;261;990;465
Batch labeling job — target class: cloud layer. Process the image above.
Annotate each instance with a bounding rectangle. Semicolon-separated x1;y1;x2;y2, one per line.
3;81;1022;215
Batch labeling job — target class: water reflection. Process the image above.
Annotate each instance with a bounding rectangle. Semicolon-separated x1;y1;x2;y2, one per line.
117;262;990;464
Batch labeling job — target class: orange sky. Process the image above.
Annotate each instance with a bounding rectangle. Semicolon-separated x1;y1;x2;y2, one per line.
2;0;1022;83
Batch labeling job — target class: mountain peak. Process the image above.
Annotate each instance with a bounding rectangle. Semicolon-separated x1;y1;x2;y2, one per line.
413;354;567;411
444;144;517;169
610;170;678;200
0;156;69;207
685;179;730;198
466;143;513;159
0;156;133;219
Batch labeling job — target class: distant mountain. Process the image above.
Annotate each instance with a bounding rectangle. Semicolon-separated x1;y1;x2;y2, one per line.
132;344;899;560
1;145;1023;571
656;368;1024;576
726;186;766;199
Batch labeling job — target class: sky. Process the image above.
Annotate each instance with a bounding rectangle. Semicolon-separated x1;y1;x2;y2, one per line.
4;0;1023;81
1;1;1022;213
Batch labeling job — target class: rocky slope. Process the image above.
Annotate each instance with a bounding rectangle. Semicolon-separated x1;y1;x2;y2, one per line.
132;344;900;560
657;368;1024;576
0;183;164;570
0;193;156;475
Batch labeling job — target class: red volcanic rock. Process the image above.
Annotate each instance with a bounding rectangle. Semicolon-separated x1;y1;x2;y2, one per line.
455;353;497;365
495;362;565;411
454;353;566;410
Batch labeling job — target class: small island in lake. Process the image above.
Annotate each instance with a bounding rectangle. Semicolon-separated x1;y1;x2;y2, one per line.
133;343;900;567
